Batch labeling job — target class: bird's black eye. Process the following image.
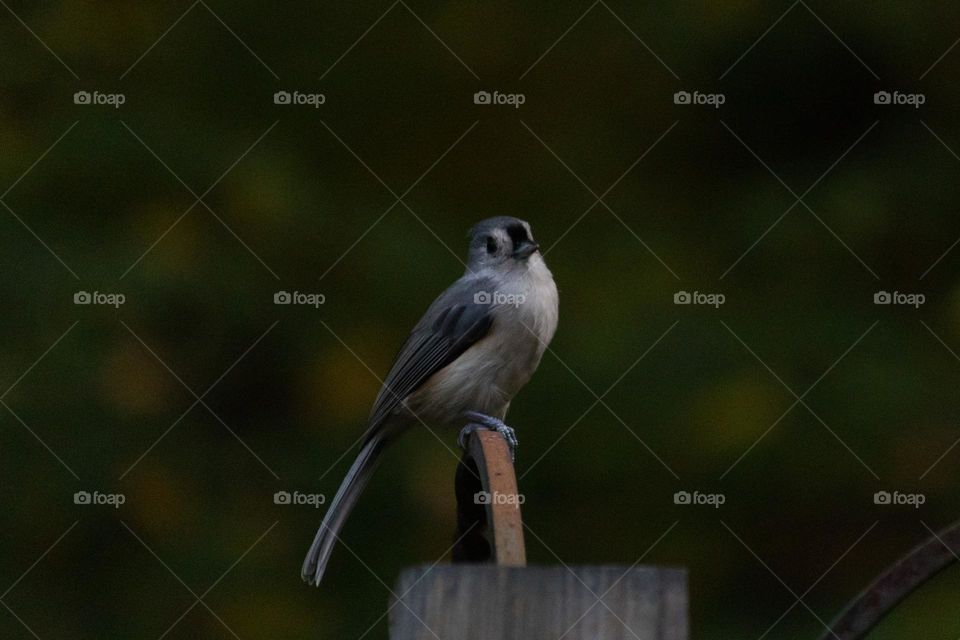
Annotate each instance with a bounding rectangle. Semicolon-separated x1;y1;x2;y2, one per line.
485;237;497;254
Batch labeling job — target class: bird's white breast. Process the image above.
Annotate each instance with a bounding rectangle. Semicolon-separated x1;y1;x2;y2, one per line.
407;255;558;427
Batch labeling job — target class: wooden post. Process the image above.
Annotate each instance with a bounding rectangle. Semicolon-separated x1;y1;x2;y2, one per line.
390;565;688;640
390;426;689;639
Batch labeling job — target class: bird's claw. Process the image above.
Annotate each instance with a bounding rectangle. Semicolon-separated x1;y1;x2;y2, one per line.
460;411;518;462
457;423;484;450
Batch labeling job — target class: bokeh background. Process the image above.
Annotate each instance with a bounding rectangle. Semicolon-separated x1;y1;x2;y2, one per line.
2;1;960;638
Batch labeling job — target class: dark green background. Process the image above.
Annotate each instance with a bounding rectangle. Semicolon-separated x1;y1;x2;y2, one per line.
2;1;959;638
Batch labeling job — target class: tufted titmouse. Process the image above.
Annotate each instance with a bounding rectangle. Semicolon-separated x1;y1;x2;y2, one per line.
301;216;559;586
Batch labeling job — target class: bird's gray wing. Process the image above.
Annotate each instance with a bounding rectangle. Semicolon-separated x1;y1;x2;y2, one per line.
363;276;495;439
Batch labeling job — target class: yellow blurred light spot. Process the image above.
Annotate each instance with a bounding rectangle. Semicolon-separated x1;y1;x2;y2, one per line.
304;342;383;427
126;467;197;536
100;340;176;415
688;374;783;453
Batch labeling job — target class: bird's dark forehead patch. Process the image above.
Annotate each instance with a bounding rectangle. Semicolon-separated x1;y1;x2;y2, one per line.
469;216;530;239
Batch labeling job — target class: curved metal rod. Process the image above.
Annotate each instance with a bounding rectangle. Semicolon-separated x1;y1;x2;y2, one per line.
821;519;960;640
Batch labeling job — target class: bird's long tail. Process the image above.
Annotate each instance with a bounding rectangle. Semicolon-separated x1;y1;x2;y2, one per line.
301;432;389;585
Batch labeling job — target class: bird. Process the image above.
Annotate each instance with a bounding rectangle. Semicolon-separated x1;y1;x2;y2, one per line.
301;216;559;586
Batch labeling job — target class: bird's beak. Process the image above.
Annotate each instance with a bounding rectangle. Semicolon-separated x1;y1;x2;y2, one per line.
513;241;540;259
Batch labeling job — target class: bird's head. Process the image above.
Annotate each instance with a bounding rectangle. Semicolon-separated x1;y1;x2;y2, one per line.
466;216;541;273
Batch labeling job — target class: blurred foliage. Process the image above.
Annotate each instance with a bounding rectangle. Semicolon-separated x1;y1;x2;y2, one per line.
2;1;960;638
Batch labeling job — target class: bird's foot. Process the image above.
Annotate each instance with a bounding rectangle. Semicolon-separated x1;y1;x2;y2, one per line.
459;411;518;462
